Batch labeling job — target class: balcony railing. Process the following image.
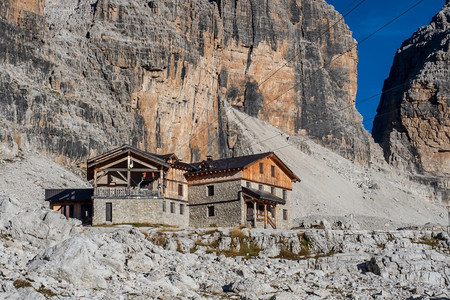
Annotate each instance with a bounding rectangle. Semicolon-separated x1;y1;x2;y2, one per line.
94;187;161;198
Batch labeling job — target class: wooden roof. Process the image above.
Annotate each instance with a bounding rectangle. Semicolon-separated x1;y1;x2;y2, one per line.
242;186;286;204
185;152;300;182
86;144;171;180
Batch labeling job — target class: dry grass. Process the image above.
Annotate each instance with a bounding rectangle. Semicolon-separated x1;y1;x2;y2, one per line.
230;227;247;239
13;279;32;289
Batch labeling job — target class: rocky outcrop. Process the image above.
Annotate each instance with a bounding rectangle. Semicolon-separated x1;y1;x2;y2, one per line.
372;2;450;179
0;0;371;164
1;218;449;298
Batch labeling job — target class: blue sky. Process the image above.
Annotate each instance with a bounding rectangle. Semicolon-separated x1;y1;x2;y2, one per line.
327;0;445;132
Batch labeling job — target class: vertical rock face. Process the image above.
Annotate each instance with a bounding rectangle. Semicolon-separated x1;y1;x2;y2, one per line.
372;2;450;177
0;0;370;164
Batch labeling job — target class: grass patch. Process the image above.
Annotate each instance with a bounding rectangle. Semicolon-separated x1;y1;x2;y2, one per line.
230;227;247;239
209;223;218;227
92;222;178;228
201;233;262;259
150;234;167;248
156;228;182;234
275;247;303;260
412;237;448;253
36;285;57;297
376;243;385;250
0;233;11;241
13;279;32;289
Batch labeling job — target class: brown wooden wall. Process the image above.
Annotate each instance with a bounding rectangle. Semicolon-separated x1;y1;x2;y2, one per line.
165;167;189;202
242;156;293;190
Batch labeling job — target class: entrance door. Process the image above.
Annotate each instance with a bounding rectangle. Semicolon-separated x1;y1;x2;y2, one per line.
246;202;254;226
81;204;92;225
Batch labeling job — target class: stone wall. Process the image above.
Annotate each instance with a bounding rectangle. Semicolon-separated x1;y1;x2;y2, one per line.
92;197;188;226
189;179;243;227
188;178;293;229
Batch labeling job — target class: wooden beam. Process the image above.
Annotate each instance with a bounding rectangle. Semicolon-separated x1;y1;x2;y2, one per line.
96;170;107;181
116;171;127;182
102;168;159;172
264;204;267;229
160;168;164;196
98;156;128;171
253;201;256;227
127;154;131;189
129;156;161;170
274;204;277;228
88;150;126;168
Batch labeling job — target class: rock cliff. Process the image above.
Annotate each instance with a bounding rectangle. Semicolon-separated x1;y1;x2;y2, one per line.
0;0;372;164
372;2;450;178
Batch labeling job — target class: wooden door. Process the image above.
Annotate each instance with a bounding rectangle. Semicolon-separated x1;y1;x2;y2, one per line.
246;202;254;221
106;203;112;222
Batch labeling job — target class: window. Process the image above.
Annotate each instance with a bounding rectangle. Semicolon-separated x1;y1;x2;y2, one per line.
271;165;276;177
207;185;214;196
208;206;215;217
282;189;287;200
271;186;275;195
106;203;112;222
283;209;288;220
180;204;184;215
246;181;250;188
170;202;175;213
163;201;166;212
259;162;264;174
178;184;183;196
258;184;263;191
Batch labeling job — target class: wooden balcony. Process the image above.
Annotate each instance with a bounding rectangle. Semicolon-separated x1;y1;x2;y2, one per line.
94;186;161;198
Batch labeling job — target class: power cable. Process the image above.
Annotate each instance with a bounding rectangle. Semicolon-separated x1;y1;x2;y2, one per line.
224;0;428;150
177;0;368;155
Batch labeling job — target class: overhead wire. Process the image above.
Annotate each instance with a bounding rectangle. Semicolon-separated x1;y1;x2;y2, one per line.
220;0;428;152
178;0;368;156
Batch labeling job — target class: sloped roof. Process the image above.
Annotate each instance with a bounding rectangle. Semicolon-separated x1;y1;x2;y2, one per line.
86;144;171;180
45;189;94;202
187;152;271;174
185;152;300;181
242;186;286;204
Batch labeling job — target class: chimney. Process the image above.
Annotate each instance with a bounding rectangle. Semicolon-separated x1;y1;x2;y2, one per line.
206;155;213;161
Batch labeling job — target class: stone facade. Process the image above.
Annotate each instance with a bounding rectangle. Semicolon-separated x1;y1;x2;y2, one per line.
189;179;243;228
92;197;188;226
187;176;292;229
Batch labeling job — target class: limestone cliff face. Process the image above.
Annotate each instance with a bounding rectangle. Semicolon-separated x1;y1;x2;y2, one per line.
372;2;450;177
0;0;371;164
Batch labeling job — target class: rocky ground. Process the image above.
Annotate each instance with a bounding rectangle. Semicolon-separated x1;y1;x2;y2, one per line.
0;151;449;299
0;199;449;299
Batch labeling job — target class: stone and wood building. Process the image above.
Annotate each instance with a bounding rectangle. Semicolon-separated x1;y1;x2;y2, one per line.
46;145;300;229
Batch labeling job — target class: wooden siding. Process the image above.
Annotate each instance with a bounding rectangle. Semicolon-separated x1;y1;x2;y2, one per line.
165;167;188;201
186;170;242;186
242;156;293;190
